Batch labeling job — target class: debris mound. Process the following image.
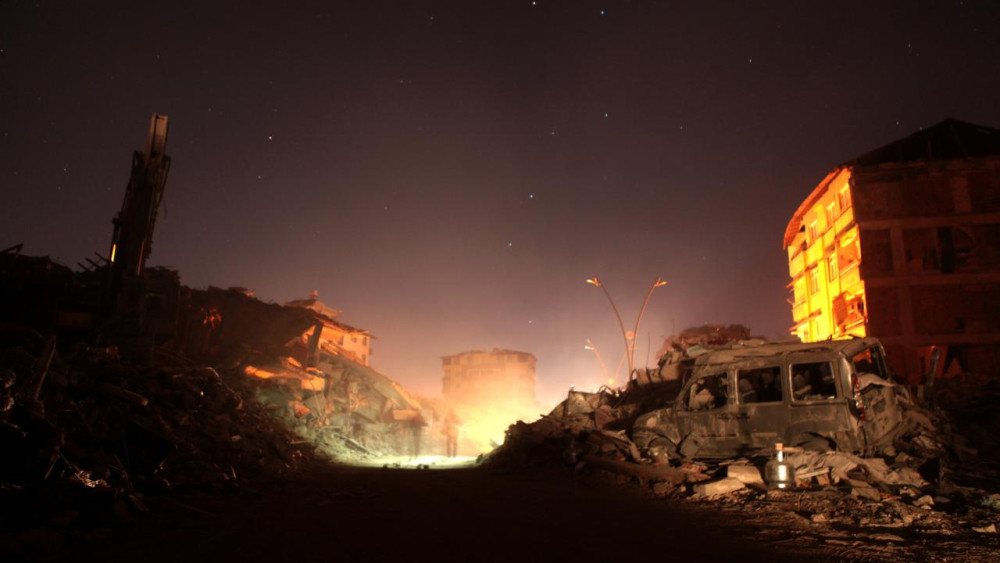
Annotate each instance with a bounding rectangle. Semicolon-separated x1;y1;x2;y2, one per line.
489;334;1000;553
0;325;313;555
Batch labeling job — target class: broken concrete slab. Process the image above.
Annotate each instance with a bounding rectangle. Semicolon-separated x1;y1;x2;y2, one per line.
693;477;746;498
726;464;764;485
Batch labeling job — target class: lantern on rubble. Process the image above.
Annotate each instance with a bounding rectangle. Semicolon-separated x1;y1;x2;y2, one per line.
764;442;796;489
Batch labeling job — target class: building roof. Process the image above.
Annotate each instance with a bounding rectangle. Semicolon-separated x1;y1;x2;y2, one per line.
442;348;536;360
783;167;844;249
845;118;1000;166
783;118;1000;249
284;297;369;335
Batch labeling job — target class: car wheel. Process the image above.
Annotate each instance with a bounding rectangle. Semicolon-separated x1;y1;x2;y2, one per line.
633;429;678;462
792;433;836;452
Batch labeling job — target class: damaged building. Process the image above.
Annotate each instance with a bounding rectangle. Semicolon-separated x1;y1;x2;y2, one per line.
784;118;1000;382
286;292;373;367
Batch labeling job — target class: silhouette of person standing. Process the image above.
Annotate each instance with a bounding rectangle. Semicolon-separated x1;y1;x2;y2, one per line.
442;409;462;458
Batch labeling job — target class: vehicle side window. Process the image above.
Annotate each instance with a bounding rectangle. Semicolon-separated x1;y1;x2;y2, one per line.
851;347;887;379
790;361;837;401
737;366;783;404
681;372;728;411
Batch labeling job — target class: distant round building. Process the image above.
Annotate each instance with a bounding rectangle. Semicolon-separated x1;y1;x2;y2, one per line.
441;349;536;406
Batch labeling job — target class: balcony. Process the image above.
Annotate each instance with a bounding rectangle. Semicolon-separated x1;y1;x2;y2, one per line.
788;252;806;278
839;261;862;291
834;206;855;235
792;300;809;322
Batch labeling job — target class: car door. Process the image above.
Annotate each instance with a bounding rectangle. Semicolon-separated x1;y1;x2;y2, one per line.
785;352;855;444
734;361;789;454
674;369;743;458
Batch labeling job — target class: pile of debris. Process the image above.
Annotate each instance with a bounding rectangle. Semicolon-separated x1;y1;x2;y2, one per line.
0;256;436;555
177;287;429;462
489;337;1000;547
0;325;314;555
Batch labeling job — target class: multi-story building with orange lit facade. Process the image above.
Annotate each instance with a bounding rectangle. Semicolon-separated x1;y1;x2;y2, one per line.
442;349;536;405
785;119;1000;383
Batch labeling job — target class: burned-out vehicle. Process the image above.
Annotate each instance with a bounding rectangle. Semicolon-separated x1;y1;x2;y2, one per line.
631;338;904;460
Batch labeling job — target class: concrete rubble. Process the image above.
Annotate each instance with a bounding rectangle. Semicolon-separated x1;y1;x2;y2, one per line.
0;326;313;556
489;329;1000;556
0;254;435;557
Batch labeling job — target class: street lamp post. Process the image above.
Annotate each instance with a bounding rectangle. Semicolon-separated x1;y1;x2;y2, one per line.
586;276;632;378
586;276;668;381
630;277;669;375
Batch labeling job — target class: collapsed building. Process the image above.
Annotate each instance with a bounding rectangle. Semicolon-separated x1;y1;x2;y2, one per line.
0;113;444;557
171;286;427;459
285;292;373;367
784;118;1000;383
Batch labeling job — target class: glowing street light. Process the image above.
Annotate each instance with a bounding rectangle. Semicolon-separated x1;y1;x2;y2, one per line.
629;276;668;375
586;275;668;381
584;276;631;380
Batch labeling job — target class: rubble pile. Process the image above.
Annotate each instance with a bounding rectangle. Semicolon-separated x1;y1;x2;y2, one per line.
0;325;313;554
0;254;440;555
935;371;1000;463
489;339;1000;551
176;287;429;462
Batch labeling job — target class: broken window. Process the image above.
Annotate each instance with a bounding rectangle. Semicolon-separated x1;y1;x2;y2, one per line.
682;372;728;411
938;226;974;274
838;187;851;211
790;361;837;401
904;228;940;274
737;366;783;404
851;347;888;380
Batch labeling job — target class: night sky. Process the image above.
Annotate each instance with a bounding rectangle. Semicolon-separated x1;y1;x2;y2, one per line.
3;1;999;404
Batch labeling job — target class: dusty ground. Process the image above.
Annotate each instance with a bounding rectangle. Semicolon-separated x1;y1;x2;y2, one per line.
49;460;997;563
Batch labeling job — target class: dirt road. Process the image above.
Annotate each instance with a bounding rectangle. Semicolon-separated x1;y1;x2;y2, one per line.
69;462;791;562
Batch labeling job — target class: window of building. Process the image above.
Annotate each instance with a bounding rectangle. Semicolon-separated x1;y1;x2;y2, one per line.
808;268;820;294
837;187;852;211
904;228;940;274
826;203;837;229
938;226;975;274
827;254;838;282
807;222;819;244
791;362;837;401
737;366;783;404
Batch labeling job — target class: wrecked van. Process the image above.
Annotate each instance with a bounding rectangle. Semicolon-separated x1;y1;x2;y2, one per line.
631;338;903;460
